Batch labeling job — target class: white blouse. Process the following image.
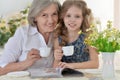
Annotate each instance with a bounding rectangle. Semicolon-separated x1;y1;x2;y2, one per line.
0;26;54;68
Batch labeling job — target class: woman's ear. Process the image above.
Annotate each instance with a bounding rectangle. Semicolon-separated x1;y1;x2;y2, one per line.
33;17;37;23
34;17;37;22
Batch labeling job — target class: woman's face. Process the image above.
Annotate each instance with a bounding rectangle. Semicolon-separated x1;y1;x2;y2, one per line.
63;6;83;32
35;4;58;34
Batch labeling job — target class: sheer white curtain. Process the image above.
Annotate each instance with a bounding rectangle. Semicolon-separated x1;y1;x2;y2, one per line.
114;0;120;29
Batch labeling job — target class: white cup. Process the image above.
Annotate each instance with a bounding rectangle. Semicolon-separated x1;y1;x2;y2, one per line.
39;47;51;57
62;46;74;56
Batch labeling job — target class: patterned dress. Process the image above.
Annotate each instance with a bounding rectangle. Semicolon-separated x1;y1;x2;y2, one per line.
58;34;90;63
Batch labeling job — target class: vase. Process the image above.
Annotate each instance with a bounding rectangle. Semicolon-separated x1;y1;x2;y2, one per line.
101;52;115;80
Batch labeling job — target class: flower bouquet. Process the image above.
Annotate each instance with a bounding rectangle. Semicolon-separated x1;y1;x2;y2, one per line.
84;20;120;52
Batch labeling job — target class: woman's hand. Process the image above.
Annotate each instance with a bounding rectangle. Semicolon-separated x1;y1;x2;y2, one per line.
54;47;63;61
25;48;41;67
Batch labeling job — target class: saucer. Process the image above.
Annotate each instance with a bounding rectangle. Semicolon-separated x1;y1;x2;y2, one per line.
6;71;29;77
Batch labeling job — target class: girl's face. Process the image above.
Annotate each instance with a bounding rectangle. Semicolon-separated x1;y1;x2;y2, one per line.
35;4;58;34
63;6;83;32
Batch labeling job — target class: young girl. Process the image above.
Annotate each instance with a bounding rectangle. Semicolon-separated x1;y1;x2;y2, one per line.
53;0;99;69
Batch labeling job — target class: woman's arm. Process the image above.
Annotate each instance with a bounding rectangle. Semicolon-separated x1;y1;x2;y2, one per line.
0;60;32;75
0;48;41;75
57;46;99;69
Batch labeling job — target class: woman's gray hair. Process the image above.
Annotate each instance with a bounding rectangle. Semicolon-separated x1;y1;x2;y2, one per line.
27;0;61;26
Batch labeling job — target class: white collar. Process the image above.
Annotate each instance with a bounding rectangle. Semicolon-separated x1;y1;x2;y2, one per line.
28;26;39;35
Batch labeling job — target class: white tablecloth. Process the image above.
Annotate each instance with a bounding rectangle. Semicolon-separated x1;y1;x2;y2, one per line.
0;76;89;80
0;69;120;80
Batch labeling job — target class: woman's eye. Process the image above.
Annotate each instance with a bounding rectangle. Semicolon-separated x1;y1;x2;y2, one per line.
53;12;58;16
42;14;47;17
75;15;80;18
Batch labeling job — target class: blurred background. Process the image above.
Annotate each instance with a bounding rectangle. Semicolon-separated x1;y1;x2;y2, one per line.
0;0;119;28
0;0;120;69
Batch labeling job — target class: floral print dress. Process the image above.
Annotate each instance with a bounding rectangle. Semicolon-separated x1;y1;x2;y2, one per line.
58;34;90;63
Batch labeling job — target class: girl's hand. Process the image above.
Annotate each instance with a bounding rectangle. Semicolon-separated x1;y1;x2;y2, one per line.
25;48;41;67
54;47;63;61
57;62;74;69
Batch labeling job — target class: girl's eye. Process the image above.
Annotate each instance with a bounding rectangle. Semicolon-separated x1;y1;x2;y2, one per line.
66;14;71;18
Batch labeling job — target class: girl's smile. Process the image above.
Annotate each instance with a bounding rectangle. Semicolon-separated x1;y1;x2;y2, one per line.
64;6;83;32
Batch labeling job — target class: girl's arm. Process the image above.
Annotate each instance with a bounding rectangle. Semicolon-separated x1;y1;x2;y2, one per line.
53;38;63;68
58;46;99;69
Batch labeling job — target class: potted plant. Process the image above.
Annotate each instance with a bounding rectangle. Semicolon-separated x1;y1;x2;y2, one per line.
83;20;120;79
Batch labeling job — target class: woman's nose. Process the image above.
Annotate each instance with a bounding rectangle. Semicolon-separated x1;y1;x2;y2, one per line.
48;16;54;24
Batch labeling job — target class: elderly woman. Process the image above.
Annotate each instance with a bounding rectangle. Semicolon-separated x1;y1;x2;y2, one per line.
0;0;61;75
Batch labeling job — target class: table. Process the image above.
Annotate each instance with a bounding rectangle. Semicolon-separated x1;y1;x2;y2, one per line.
0;49;120;80
0;69;120;80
